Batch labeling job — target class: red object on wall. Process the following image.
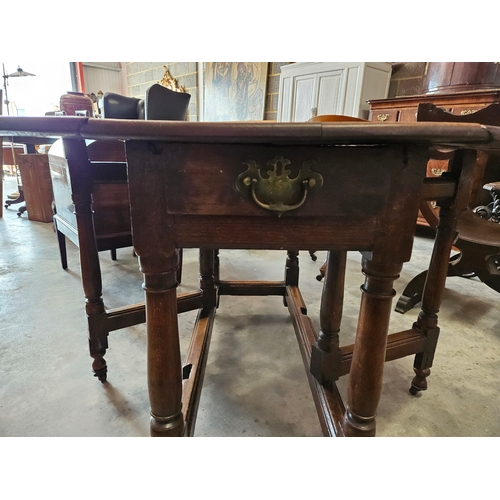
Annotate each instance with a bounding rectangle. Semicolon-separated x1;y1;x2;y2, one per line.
75;62;86;93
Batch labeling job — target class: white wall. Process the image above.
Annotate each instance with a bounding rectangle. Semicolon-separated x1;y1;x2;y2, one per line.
82;62;127;96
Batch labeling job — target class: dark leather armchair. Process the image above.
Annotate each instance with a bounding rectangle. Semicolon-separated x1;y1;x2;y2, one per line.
102;83;190;121
103;93;143;119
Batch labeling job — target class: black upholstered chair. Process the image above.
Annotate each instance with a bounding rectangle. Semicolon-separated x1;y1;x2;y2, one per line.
102;83;190;121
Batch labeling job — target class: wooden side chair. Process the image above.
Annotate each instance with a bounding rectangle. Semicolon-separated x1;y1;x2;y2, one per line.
50;87;190;382
395;102;500;315
53;86;191;270
51;138;131;269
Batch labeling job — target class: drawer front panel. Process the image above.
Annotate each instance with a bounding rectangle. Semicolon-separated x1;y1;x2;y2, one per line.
448;104;487;116
155;143;407;219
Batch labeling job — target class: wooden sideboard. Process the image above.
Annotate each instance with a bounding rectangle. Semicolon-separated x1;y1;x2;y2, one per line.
369;89;500;225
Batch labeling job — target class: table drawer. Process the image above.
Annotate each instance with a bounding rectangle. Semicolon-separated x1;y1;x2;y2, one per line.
157;143;409;219
448;104;488;116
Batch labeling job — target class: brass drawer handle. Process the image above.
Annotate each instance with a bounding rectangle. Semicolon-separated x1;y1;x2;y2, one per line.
236;156;323;213
460;109;478;115
377;113;389;122
431;168;445;176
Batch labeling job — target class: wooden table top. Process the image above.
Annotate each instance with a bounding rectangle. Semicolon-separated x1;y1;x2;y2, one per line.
0;115;500;149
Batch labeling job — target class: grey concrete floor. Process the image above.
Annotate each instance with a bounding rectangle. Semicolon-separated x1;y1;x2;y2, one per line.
1;174;500;438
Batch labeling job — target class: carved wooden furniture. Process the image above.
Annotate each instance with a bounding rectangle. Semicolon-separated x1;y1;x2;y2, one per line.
1;116;498;437
49;87;191;381
480;181;500;222
421;62;500;95
395;103;500;317
369;89;500;225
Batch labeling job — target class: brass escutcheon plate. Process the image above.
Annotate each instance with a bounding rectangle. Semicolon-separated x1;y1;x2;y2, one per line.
235;155;324;213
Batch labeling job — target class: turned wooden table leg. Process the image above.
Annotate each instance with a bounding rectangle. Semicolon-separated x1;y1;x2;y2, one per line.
63;139;108;382
283;250;299;306
142;254;185;437
310;250;346;385
214;249;220;284
342;258;402;437
411;149;477;395
285;250;299;286
75;200;108;382
411;211;458;395
199;248;217;310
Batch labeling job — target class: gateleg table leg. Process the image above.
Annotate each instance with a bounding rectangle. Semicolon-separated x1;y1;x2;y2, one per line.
410;211;458;394
63;139;108;382
310;250;347;385
342;258;402;437
142;254;185;437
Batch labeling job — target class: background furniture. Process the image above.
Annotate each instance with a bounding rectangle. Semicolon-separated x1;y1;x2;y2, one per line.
52;91;128;268
4;138;56;217
2;143;24;176
369;89;500;225
17;153;54;222
395;102;500;316
3;143;26;212
103;83;191;121
49;87;190;382
421;62;500;94
277;62;392;122
50;138;130;269
53;85;191;270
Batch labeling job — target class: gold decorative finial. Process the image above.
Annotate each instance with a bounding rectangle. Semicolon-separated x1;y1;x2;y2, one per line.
158;65;186;92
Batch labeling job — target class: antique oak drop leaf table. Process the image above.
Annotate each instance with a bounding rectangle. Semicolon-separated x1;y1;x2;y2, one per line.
1;116;498;437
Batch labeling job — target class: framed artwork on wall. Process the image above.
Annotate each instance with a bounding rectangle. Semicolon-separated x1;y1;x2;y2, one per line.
203;62;268;121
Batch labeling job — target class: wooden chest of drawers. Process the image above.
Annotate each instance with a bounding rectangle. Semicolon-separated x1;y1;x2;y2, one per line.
369;90;500;225
369;89;500;124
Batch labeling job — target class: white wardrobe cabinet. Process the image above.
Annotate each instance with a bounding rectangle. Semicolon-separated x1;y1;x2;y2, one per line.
277;62;392;122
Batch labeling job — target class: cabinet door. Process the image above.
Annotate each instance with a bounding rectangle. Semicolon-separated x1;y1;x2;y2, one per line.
316;70;345;116
290;74;316;122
